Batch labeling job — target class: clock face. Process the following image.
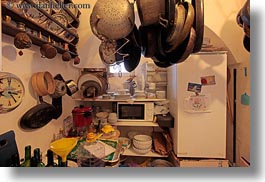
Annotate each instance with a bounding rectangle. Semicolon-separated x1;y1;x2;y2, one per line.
0;73;25;113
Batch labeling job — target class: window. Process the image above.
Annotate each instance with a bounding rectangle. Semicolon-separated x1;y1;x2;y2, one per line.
109;62;128;74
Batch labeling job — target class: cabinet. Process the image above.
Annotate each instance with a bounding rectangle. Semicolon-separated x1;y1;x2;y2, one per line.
74;98;168;158
1;0;81;58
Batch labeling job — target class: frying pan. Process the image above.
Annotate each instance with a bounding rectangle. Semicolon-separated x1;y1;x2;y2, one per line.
123;43;141;72
20;96;56;129
166;1;195;53
139;25;158;58
165;0;176;27
154;27;196;65
166;4;186;45
192;0;204;53
117;28;142;72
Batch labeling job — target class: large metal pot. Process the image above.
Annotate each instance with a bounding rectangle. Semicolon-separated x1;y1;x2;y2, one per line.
90;0;135;40
136;0;165;26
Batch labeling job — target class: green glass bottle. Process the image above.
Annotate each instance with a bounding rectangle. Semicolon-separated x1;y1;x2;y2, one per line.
10;153;20;167
45;149;57;167
33;148;45;167
20;145;31;167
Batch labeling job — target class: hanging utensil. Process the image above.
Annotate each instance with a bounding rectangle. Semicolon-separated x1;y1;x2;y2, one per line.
90;0;135;40
136;0;166;26
20;96;57;130
14;22;32;56
40;36;57;59
191;0;204;53
62;43;72;62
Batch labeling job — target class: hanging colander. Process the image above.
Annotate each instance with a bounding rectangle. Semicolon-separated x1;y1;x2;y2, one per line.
90;0;135;40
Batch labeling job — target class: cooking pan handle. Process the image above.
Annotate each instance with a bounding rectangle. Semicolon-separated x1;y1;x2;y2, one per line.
39;96;44;103
92;15;105;41
159;15;169;28
128;17;134;27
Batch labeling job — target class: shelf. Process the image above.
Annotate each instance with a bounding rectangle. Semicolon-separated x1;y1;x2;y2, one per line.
1;0;80;58
122;147;167;158
2;21;78;57
24;0;79;38
113;121;159;127
1;3;79;46
74;98;167;102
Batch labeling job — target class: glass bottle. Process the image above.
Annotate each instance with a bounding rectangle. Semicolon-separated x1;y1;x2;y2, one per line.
57;156;68;167
30;156;37;167
33;148;45;167
10;153;20;167
20;145;31;167
45;149;57;167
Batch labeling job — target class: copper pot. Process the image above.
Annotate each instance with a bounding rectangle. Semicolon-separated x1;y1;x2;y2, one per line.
40;44;57;59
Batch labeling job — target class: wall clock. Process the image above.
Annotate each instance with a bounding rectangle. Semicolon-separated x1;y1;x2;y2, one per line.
0;72;25;114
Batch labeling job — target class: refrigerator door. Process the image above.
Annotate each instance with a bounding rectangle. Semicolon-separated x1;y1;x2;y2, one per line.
168;52;227;158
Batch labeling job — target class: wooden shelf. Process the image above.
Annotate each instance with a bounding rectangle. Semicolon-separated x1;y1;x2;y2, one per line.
74;98;167;102
113;121;159;127
1;0;80;58
2;21;78;57
122;147;167;158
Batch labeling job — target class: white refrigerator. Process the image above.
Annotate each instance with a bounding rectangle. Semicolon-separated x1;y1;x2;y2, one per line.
167;52;227;159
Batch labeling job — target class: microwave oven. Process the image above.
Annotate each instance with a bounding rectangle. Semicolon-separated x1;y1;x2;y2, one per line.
117;102;154;122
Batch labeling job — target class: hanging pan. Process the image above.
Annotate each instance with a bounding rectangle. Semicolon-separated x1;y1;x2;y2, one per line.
139;25;159;58
191;0;204;53
20;96;56;130
136;0;165;26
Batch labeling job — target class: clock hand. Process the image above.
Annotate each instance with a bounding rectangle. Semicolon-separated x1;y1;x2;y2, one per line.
8;91;18;95
7;77;11;87
10;94;17;103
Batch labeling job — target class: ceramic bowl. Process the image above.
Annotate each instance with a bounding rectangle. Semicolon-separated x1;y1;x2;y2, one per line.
132;145;151;154
133;135;152;149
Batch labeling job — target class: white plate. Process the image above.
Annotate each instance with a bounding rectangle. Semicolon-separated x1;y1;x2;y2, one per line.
60;8;74;24
77;73;103;90
22;0;51;24
46;13;68;34
60;27;77;42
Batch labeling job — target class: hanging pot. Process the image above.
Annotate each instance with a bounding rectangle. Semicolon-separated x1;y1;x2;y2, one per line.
139;25;159;58
40;44;57;59
61;43;71;62
153;27;196;66
166;2;194;53
191;0;204;53
90;0;135;40
99;38;130;65
136;0;165;26
14;31;32;56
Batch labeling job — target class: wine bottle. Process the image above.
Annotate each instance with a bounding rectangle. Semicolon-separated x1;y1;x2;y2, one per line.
20;145;31;167
33;148;45;167
45;149;57;167
10;153;20;167
30;156;37;167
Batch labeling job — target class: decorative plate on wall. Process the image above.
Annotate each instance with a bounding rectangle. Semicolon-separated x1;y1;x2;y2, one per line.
22;0;51;24
46;13;68;34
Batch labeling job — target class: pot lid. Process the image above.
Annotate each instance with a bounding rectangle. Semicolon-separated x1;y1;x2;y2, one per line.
72;105;92;113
